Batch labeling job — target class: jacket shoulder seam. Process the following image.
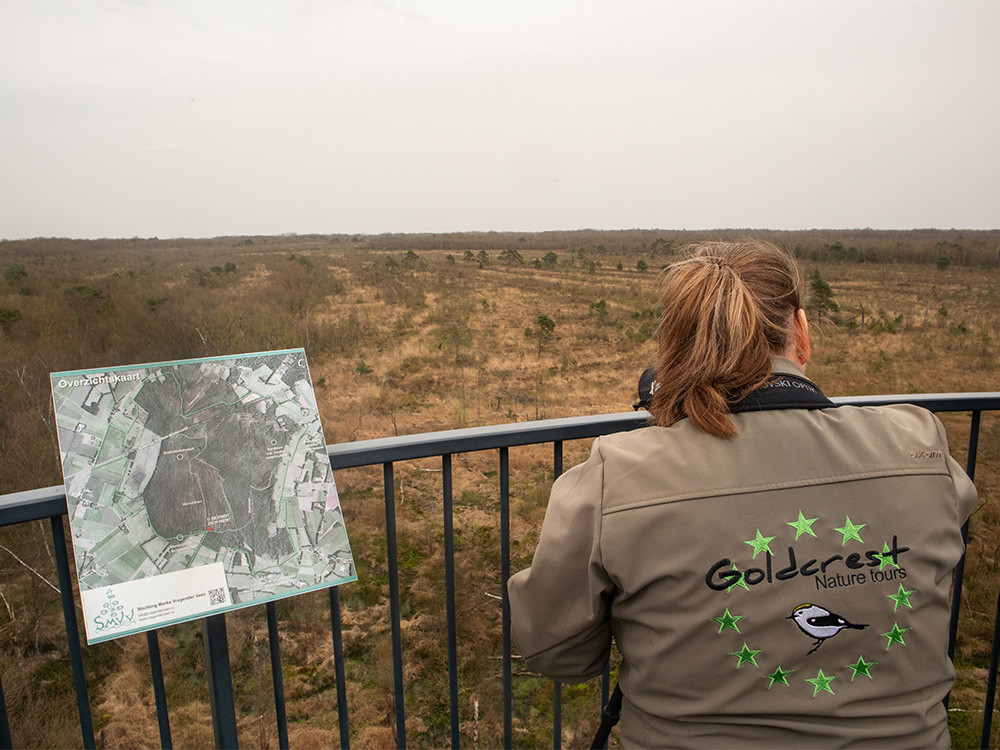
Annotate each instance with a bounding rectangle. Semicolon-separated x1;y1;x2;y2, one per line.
602;465;952;515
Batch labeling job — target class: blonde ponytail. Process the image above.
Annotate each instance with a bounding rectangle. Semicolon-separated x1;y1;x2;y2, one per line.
649;240;801;438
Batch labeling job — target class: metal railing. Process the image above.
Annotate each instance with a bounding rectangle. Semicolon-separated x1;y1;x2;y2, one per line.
1;392;999;749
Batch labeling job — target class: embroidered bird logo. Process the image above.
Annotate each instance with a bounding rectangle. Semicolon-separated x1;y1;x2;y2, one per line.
788;603;868;654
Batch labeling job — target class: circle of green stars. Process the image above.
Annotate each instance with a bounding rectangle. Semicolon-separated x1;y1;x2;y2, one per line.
717;511;914;697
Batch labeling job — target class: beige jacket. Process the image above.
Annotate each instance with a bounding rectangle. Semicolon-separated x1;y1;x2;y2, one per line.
508;359;977;748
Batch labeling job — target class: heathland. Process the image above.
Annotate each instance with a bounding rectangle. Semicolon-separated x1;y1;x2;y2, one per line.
0;229;998;747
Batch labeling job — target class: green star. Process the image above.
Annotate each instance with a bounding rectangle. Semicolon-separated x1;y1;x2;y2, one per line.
805;668;837;696
731;643;762;668
887;584;914;611
834;515;866;545
874;542;901;570
787;510;818;540
712;608;743;634
882;622;909;649
727;564;750;593
766;666;794;688
744;529;776;558
846;655;877;681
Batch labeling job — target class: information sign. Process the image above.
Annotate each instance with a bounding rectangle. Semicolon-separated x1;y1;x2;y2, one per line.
51;349;355;643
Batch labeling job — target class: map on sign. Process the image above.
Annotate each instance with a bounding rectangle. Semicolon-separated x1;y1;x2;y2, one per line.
51;349;356;643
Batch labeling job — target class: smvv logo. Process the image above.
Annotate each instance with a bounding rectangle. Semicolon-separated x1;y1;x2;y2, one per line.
93;589;134;632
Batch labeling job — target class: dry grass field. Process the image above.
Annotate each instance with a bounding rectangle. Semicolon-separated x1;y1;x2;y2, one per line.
0;229;998;747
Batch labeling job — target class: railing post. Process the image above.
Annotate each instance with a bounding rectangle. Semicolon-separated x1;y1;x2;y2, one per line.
950;411;982;660
601;662;611;734
0;667;12;749
553;440;564;750
500;447;512;750
328;588;350;749
49;516;95;750
202;613;239;749
442;454;460;748
265;602;289;750
384;462;407;749
981;594;1000;748
146;630;172;749
553;682;562;750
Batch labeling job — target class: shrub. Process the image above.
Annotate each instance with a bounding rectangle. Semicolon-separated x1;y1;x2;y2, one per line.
5;263;27;285
0;306;22;334
808;269;840;323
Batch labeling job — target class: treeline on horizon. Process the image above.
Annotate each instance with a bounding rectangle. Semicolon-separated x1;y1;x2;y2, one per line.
3;227;1000;267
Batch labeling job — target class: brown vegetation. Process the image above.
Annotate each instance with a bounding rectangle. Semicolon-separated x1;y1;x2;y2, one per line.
0;229;998;747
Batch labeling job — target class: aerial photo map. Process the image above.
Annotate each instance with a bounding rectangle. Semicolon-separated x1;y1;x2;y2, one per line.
51;349;356;643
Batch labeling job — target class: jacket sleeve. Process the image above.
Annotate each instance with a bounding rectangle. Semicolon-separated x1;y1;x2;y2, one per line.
948;452;979;524
507;438;615;683
931;411;979;524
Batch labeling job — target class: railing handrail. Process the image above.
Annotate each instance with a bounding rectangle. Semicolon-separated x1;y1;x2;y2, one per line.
0;484;73;526
330;392;1000;467
328;391;1000;468
327;411;651;468
5;392;1000;523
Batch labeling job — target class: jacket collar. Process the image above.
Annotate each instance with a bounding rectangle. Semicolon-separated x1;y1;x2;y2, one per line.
769;355;809;380
729;356;835;413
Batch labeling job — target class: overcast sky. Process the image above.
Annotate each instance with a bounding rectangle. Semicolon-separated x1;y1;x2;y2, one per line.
1;0;997;240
